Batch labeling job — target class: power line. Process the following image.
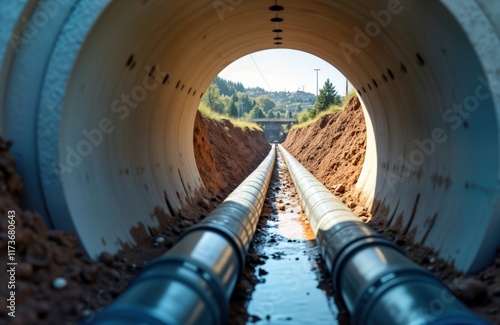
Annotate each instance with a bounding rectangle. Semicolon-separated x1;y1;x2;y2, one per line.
250;54;273;92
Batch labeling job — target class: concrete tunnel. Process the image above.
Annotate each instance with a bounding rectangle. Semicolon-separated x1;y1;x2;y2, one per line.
0;0;499;274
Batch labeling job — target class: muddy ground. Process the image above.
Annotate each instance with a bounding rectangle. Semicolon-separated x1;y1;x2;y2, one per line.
0;111;270;324
283;96;500;324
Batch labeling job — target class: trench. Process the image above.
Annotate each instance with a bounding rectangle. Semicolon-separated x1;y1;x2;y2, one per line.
1;0;500;280
229;155;346;324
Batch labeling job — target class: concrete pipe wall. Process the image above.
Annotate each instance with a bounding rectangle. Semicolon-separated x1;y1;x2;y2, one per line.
0;0;499;273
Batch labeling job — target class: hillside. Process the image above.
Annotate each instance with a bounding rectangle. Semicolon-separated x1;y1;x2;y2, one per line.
202;76;317;121
283;96;366;193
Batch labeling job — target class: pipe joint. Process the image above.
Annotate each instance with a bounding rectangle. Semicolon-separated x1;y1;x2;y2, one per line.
178;223;247;272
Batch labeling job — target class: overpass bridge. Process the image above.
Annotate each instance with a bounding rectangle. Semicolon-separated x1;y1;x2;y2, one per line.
250;118;298;143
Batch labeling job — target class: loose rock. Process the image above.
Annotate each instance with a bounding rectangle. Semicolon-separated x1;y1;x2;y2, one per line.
450;278;488;306
52;277;68;290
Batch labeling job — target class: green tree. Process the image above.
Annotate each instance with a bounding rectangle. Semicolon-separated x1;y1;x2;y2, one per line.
213;77;246;97
227;94;239;117
214;77;232;96
238;92;253;114
285;110;293;119
313;79;341;115
249;107;266;119
203;83;225;113
267;111;275;118
234;81;245;93
256;96;276;112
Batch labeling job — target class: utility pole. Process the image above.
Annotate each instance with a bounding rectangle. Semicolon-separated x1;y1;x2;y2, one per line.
314;68;321;97
346;78;349;97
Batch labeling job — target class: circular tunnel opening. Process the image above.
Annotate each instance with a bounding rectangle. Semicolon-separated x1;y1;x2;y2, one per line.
1;0;499;274
208;48;351;143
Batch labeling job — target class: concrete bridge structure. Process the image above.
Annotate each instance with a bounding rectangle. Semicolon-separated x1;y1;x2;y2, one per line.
250;118;297;143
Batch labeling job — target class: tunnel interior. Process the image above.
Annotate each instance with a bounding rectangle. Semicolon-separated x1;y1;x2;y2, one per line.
1;0;500;274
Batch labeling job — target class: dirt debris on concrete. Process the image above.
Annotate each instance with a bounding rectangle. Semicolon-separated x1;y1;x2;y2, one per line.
283;96;500;324
0;111;269;324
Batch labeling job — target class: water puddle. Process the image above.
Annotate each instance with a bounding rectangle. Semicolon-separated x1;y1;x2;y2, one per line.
245;156;344;324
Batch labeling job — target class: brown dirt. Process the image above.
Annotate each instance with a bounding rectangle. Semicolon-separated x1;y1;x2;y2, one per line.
0;111;270;324
283;96;500;324
283;96;366;191
194;112;271;195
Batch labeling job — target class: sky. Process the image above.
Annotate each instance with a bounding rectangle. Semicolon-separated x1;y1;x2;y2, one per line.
218;49;349;96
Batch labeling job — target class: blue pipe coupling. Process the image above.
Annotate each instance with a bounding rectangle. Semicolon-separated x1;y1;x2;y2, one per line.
277;145;490;325
91;145;275;324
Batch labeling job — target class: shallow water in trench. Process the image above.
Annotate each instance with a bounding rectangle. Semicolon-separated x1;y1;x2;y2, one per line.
245;157;345;324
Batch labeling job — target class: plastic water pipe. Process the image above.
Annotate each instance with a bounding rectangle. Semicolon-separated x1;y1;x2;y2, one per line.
91;145;276;324
278;145;490;325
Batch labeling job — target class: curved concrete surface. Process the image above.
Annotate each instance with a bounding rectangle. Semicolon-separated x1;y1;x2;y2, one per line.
1;0;499;273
